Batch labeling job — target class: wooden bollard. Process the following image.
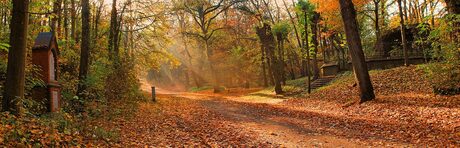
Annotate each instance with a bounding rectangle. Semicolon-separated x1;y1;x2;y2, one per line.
152;86;156;102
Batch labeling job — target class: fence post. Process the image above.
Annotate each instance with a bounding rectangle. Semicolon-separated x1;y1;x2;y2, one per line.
152;86;156;102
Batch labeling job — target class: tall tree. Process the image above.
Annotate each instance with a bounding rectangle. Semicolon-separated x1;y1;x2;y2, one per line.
300;2;311;94
3;0;29;113
339;0;375;103
77;0;91;99
108;0;119;60
444;0;459;43
372;0;381;42
256;23;283;94
52;0;63;36
397;0;409;66
311;12;320;80
182;0;242;93
70;0;76;41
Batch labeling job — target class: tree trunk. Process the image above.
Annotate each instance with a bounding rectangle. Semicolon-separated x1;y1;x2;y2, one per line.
339;0;375;103
261;45;268;87
380;0;387;27
257;24;283;94
276;33;286;85
266;51;275;85
77;0;91;99
52;0;63;37
283;0;302;49
3;0;29;114
204;40;221;93
70;0;76;41
311;12;321;80
94;2;102;44
397;0;410;66
63;0;69;41
288;51;296;80
373;0;381;42
444;0;460;43
303;10;311;94
108;0;118;60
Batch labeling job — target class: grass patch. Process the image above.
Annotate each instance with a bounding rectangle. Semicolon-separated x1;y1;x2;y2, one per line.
189;86;212;92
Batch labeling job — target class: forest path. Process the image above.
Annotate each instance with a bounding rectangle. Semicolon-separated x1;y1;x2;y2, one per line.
191;95;361;147
153;91;408;147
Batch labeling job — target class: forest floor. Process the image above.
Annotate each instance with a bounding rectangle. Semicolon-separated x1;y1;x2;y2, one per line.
6;66;455;147
89;65;459;147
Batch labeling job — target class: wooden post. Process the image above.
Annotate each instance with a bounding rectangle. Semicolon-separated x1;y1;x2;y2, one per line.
151;86;156;102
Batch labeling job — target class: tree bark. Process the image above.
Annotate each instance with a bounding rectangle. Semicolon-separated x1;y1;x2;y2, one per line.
397;0;410;66
444;0;460;43
257;24;283;94
108;0;118;60
261;45;268;87
94;2;103;43
311;12;321;80
52;0;63;37
77;0;91;99
282;0;302;49
204;40;221;93
303;10;311;94
339;0;375;103
70;0;76;41
63;0;69;41
373;0;381;42
3;0;29;114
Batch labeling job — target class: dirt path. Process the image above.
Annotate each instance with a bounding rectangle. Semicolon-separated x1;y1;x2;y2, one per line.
162;92;412;147
113;89;457;147
199;98;363;147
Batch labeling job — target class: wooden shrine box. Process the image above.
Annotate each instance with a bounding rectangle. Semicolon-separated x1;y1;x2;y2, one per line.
32;32;61;112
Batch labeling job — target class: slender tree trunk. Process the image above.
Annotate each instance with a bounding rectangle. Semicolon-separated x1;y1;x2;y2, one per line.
282;0;302;49
397;0;410;66
77;0;91;100
108;0;118;60
261;45;268;87
380;0;387;27
404;0;410;23
373;0;381;42
94;2;102;43
311;12;321;80
70;0;76;41
52;0;63;37
277;34;286;85
3;0;29;114
339;0;375;103
63;0;69;42
266;50;275;85
289;55;296;80
303;10;311;94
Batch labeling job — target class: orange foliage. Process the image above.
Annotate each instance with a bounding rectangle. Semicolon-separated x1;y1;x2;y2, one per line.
311;0;370;32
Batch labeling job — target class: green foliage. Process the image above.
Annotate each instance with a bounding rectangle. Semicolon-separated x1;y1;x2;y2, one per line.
272;21;291;37
1;112;82;146
189;86;212;92
420;14;460;95
91;126;120;142
0;42;10;52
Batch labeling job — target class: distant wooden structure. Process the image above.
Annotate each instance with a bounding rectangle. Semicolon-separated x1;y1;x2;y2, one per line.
321;25;430;76
32;32;61;112
374;24;428;58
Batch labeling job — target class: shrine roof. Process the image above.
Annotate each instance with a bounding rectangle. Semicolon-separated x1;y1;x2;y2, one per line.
33;32;55;50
